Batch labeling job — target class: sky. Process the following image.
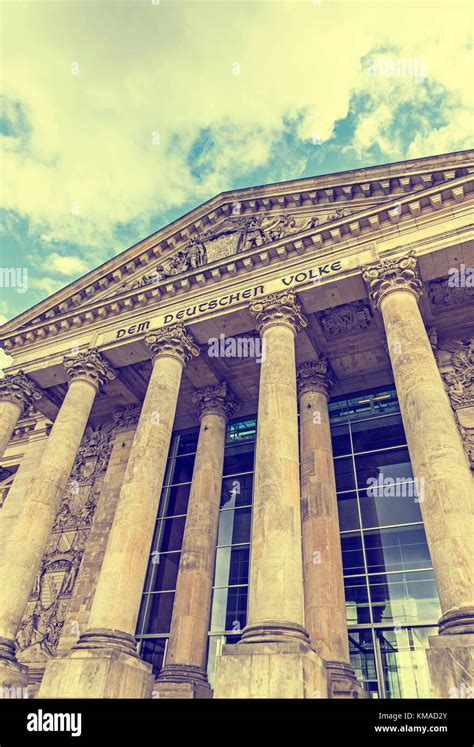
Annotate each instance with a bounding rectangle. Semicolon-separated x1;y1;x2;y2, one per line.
1;0;473;365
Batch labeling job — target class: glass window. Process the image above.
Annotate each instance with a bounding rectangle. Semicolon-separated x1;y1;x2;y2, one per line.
377;627;437;698
350;416;407;454
143;552;180;593
348;630;378;697
337;491;360;531
341;532;365;575
355;448;413;491
167;454;195;484
158;483;191;518
369;570;441;624
334;457;356;492
226;418;256;444
138;638;168;678
151;515;187;554
176;429;199;455
217;507;252;547
331;423;351;457
210;586;248;633
364;525;431;574
344;576;371;625
214;545;250;588
359;488;422;529
223;442;255;476
137;591;175;635
220;474;253;509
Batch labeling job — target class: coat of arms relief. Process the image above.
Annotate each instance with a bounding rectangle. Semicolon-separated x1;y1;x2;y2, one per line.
121;208;353;291
15;423;115;663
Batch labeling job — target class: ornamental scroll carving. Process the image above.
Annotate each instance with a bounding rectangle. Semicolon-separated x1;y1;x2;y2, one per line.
121;209;354;289
431;333;474;471
15;421;116;663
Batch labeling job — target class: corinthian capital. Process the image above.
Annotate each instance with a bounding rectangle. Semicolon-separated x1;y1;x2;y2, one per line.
145;323;200;365
192;381;240;421
249;290;307;336
296;359;333;399
362;251;423;310
63;348;116;392
0;371;43;411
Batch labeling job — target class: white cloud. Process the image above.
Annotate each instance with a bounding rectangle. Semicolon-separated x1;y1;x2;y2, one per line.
1;0;472;271
48;253;88;276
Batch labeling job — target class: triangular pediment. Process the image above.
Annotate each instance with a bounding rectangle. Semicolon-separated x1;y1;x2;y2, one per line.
1;149;473;344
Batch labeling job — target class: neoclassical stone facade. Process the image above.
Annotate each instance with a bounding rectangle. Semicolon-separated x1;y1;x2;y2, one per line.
0;150;472;699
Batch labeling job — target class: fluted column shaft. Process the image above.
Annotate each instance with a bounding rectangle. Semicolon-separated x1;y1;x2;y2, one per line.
0;350;114;665
158;383;238;687
242;291;309;644
0;372;42;458
79;325;199;651
363;253;474;635
297;361;350;664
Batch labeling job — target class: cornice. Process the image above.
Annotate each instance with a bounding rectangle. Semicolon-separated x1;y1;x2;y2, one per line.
1;170;473;355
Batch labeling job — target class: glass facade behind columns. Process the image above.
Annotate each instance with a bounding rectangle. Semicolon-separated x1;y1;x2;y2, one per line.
136;388;440;698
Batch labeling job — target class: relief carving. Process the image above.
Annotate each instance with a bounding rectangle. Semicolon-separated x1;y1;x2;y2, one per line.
431;334;474;471
319;300;373;338
428;277;474;309
121;208;354;288
15;422;115;662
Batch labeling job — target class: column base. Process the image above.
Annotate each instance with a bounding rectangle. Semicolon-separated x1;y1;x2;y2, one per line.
438;606;474;635
0;637;29;696
326;660;368;699
240;620;310;645
38;629;154;698
214;639;327;698
154;663;213;699
427;633;474;698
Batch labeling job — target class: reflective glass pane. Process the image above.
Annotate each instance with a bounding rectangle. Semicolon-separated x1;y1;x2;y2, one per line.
168;454;195;484
341;532;365;575
369;571;441;624
331;423;351;457
176;429;199;455
337;492;360;531
350;415;407;454
346;390;400;420
377;627;437;698
355;448;413;491
214;545;250;588
223;442;255;476
364;525;431;574
334;457;356;491
359;487;422;529
217;507;252;546
143;551;180;593
344;576;371;625
137;591;175;635
207;634;242;688
210;586;248;632
220;474;253;509
151;515;186;553
348;630;378;697
158;483;191;518
226;418;257;444
138;638;167;678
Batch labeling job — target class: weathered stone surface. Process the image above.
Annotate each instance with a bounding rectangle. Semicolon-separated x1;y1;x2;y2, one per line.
426;634;474;698
0;351;111;689
156;383;237;698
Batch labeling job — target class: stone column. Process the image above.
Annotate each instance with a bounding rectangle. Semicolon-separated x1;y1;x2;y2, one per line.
0;349;114;690
39;324;200;699
0;371;42;459
214;291;327;699
297;360;364;698
363;251;474;697
156;382;239;699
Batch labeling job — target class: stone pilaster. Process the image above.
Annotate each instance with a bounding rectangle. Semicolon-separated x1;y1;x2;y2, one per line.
297;360;364;698
214;291;327;699
0;349;114;691
38;324;200;698
0;371;42;458
363;252;474;697
156;382;239;699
